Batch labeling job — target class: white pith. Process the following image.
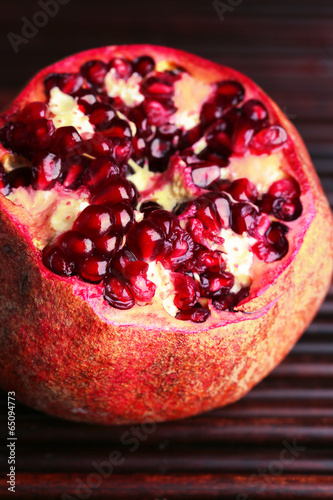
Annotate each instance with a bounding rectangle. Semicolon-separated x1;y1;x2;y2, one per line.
105;68;144;107
146;170;195;212
48;87;94;137
227;153;285;194
171;73;212;130
3;63;288;319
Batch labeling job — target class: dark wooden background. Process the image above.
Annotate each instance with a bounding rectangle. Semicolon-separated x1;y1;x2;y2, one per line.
0;0;333;498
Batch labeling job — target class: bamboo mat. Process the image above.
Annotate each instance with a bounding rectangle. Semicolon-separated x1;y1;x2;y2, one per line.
0;0;333;498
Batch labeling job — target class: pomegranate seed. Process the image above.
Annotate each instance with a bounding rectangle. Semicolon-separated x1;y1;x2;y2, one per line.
258;193;274;214
242;99;268;123
110;95;128;113
253;222;289;262
198;148;229;168
268;177;300;200
149;137;172;171
83;134;114;157
0;123;12;148
194;248;225;274
157;123;180;146
80;59;109;87
261;177;302;221
231;202;258;236
141;76;174;98
89;103;116;130
255;212;271;237
173;274;199;309
206;119;232;157
109;57;133;79
125;261;156;303
57;230;94;262
112;137;133;164
194;196;221;231
0;164;9;195
180;125;202;149
250;125;288;154
79;255;108;283
224;108;244;132
44;73;84;96
200;271;234;298
110;247;137;276
5;167;32;191
102;118;132;139
232;117;255;155
122;259;147;277
148;209;179;236
228;178;258;203
162;228;194;270
207;193;231;228
213;287;250;311
133;55;155;76
176;304;210;323
6;122;28;154
187;218;207;245
128;107;154;140
91;177;137;207
82;156;120;193
75;89;98;114
191;161;221;188
94;231;121;257
271;197;303;221
132;136;147;159
20;102;47;124
31;152;61;190
143;99;176;127
140;200;163;216
209;179;231;193
200;98;225;126
51;126;81;157
111;202;134;234
104;273;134;310
127;219;165;261
216;80;245;106
26;118;55;151
61;155;88;190
43;244;75;277
73;205;115;239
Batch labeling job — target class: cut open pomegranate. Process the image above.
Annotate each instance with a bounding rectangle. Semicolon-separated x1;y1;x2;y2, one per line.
0;45;332;425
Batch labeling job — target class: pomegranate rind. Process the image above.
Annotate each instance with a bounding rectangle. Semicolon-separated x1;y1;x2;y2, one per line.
0;45;332;424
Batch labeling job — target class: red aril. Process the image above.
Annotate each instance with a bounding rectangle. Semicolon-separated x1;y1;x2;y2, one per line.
73;205;115;239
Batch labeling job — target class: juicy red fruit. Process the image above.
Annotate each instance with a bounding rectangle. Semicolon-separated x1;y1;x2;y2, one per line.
82;156;120;192
0;50;304;324
43;245;75;277
91;178;137;207
80;60;109;88
32;152;61;190
79;256;108;283
73;205;115;239
20;102;48;124
57;230;94;262
127;220;165;261
104;273;134;310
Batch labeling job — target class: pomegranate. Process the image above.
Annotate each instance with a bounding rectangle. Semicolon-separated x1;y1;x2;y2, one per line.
0;45;332;425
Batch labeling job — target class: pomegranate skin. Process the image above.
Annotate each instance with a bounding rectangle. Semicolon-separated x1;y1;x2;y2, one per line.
0;45;332;425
